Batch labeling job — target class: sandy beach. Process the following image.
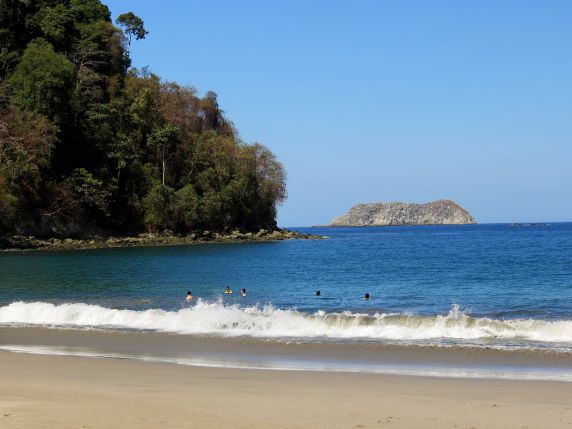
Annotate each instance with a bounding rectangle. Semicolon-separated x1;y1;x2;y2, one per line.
1;351;571;429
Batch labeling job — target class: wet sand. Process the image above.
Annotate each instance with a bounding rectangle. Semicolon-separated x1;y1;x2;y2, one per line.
2;350;572;429
2;326;572;377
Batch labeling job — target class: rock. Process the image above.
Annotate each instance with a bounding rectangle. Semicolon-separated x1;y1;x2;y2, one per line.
330;199;476;226
64;238;74;244
269;230;284;239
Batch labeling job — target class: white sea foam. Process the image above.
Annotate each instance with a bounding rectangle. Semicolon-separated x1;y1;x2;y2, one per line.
1;301;572;344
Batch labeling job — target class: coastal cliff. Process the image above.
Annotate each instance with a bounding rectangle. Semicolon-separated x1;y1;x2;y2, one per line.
330;200;476;226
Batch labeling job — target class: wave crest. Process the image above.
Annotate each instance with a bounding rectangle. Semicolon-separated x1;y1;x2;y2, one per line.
1;301;571;344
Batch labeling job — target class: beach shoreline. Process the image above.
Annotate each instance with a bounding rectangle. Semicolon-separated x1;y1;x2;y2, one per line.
2;350;572;428
2;326;572;381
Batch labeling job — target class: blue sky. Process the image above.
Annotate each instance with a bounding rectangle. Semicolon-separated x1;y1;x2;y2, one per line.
107;1;571;226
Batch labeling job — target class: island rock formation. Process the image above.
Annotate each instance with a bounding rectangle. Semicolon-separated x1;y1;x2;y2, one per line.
329;200;476;226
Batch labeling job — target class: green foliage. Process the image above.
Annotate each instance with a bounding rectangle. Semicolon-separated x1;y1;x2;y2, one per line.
65;168;110;216
0;188;18;232
0;45;20;78
143;184;176;232
175;184;199;231
29;4;75;49
8;38;75;119
147;124;179;185
116;12;147;49
0;0;286;237
70;0;111;24
0;0;32;76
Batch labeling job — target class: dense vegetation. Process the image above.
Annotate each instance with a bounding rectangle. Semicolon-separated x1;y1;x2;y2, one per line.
0;0;286;238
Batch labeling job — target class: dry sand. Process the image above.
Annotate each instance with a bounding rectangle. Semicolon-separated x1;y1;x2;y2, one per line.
1;351;572;428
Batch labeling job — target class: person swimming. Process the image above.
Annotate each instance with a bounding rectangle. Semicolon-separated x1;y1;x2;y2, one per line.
186;291;193;302
315;290;321;296
364;292;370;300
241;288;246;297
224;287;233;294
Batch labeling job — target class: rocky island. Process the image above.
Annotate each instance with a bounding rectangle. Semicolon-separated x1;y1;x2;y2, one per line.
330;199;476;226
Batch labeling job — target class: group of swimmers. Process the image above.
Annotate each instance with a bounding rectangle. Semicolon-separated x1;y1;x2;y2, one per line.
186;289;370;303
315;290;370;300
224;286;247;297
186;287;247;302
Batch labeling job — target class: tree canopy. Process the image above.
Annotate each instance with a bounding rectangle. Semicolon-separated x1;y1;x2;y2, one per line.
0;0;286;237
116;12;147;48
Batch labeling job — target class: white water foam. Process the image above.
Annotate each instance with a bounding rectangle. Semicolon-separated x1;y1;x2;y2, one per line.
1;301;572;345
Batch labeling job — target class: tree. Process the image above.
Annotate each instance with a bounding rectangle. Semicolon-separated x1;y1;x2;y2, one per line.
71;0;111;24
116;12;147;50
253;144;286;203
65;168;111;217
0;0;32;78
142;184;176;232
28;4;75;50
175;184;199;231
8;38;75;120
147;124;179;185
0;106;54;180
238;143;287;229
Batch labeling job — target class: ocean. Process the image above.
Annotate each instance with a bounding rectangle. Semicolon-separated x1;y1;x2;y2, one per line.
1;223;572;379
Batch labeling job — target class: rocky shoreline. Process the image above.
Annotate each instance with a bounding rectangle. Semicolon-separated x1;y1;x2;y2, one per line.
0;229;322;251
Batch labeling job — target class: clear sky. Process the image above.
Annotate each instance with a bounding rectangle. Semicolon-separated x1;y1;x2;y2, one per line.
107;0;571;226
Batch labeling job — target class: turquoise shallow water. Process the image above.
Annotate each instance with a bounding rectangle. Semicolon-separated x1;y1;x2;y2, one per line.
1;223;572;350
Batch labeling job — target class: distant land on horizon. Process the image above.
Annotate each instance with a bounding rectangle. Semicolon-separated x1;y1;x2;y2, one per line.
327;199;476;227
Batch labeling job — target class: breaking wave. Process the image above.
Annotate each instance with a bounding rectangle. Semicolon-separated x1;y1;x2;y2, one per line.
1;301;572;345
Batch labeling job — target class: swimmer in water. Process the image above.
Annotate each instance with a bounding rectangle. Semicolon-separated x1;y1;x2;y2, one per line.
186;291;193;302
224;286;233;294
364;292;370;300
316;290;321;296
241;288;246;297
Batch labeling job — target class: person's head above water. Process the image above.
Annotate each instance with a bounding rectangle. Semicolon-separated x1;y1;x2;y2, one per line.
316;290;321;296
364;293;370;300
187;291;192;295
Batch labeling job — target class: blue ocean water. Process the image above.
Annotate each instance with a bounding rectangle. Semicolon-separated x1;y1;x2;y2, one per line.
2;223;571;315
1;223;572;349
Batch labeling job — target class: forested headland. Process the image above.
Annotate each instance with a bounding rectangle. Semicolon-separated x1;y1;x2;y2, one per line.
0;0;288;244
